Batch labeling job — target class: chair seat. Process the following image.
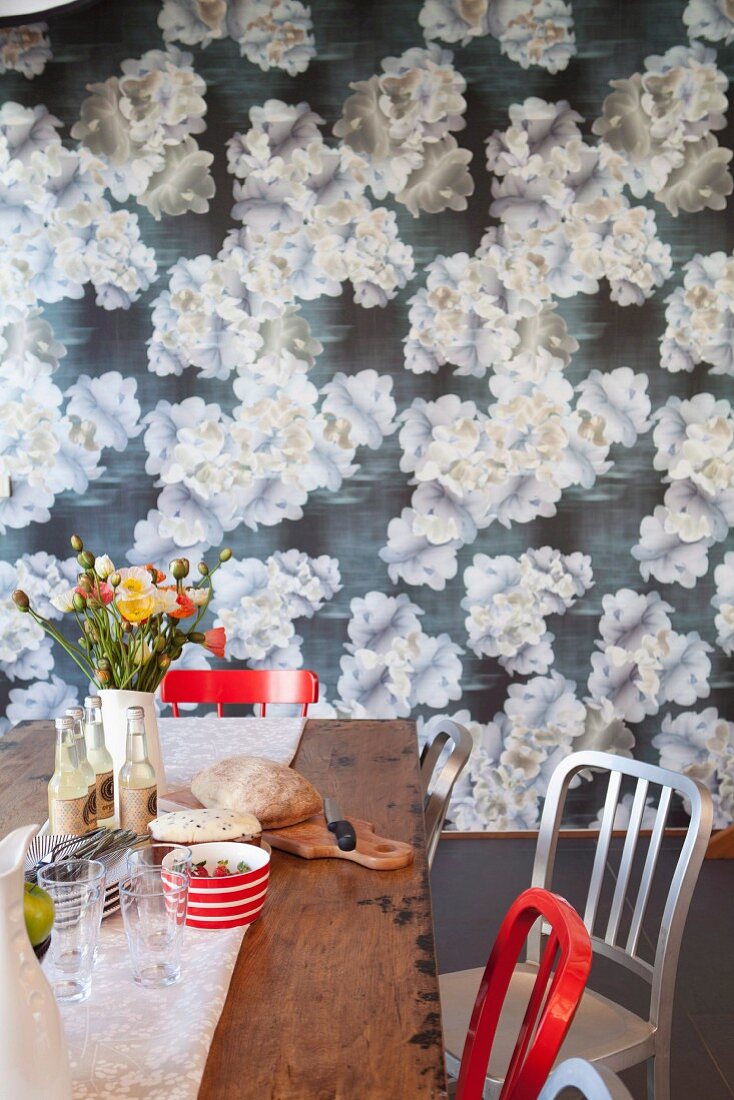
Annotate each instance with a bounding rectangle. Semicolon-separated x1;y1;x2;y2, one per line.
441;964;656;1092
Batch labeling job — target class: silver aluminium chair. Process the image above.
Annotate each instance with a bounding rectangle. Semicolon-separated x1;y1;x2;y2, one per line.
440;750;713;1099
539;1057;634;1099
420;717;473;868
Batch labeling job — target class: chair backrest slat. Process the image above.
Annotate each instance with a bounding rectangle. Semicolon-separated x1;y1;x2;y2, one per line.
160;669;319;717
420;718;473;869
539;1058;634;1100
605;778;649;946
582;770;621;934
626;785;671;957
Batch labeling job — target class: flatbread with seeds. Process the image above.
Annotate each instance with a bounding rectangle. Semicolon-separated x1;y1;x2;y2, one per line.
149;808;261;845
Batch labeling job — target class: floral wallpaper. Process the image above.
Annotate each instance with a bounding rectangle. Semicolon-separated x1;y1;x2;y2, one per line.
0;0;733;830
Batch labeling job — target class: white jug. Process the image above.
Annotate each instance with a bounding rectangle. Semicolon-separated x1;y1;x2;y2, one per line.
0;824;72;1099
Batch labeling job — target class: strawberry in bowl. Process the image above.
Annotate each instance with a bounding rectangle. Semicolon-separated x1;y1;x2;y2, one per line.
168;842;271;930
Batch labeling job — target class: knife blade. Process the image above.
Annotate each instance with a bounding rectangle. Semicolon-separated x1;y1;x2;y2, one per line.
324;798;357;852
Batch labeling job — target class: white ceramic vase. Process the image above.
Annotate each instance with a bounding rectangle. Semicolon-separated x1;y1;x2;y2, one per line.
99;689;167;819
0;824;73;1100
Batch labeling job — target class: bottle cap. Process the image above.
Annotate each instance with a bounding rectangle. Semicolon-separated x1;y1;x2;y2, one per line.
66;706;84;719
126;706;145;719
54;715;74;730
85;695;102;707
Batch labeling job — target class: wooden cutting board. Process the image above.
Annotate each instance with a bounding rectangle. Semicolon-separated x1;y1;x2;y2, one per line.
263;815;413;871
158;788;413;871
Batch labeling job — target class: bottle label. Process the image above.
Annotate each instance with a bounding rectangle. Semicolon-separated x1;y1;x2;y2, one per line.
85;784;97;832
119;784;157;834
96;770;114;822
51;795;89;836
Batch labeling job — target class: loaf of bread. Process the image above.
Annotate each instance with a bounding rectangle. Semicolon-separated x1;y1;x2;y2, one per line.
190;756;322;829
149;808;262;845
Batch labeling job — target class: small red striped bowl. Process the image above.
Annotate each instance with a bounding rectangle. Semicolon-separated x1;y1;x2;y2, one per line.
166;842;271;931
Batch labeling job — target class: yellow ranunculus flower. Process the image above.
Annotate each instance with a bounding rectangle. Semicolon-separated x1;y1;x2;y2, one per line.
115;568;155;623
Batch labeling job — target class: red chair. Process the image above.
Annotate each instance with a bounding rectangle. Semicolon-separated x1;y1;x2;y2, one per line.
160;669;319;717
456;887;592;1100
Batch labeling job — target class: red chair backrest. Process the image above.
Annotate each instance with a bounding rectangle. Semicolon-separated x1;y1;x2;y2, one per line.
456;887;592;1100
160;669;319;717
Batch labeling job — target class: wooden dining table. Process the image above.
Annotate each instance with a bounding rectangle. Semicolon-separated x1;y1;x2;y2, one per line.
0;717;448;1099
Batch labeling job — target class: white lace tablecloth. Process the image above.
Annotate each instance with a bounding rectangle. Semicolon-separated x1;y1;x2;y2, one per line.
56;716;307;1099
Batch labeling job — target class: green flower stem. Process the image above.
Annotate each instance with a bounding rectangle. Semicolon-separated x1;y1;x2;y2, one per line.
28;609;99;684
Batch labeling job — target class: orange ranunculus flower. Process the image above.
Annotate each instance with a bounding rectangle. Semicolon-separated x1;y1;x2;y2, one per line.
155;585;197;619
203;627;226;658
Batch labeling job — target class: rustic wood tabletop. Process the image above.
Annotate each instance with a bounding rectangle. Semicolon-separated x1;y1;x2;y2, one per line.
0;717;448;1099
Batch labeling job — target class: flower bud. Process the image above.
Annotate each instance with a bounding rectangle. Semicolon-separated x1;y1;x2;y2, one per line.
70;534;83;552
72;592;87;611
11;589;30;611
78;550;95;570
96;668;110;685
94;555;114;580
157;653;171;670
153;635;166;653
170;646;182;661
109;572;121;588
189;631;205;644
77;574;93;592
219;547;232;562
97;657;111;671
170;558;189;581
197;562;209;576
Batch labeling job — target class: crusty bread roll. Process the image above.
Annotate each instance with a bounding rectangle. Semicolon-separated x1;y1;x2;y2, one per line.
149;808;262;845
191;756;322;829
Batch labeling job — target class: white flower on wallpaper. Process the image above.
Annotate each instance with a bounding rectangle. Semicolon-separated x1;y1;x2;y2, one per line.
149;99;414;378
333;45;473;217
141;365;393;541
226;100;414;305
486;98;673;305
336;592;463;718
0;334;144;532
654;708;734;826
593;43;732;216
71;46;215;219
0;23;50;78
684;0;734;45
209;549;340;667
587;589;712;724
712;552;734;655
419;0;576;74
0;552;76;695
0;103;156;319
1;675;80;737
435;680;635;830
159;0;315;75
382;363;651;588
660;251;734;377
462;547;592;675
633;393;734;589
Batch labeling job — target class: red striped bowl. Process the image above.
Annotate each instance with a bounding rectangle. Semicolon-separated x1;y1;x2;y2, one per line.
166;842;271;931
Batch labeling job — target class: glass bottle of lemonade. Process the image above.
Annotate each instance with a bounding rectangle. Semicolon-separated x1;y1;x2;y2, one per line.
84;695;115;829
119;706;157;834
48;716;91;836
66;706;97;832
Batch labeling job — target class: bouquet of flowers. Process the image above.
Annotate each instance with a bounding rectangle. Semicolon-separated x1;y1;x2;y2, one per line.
12;534;230;692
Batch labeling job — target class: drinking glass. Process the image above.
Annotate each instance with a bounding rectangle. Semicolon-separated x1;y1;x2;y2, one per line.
119;868;188;987
38;859;106;1003
126;843;193;876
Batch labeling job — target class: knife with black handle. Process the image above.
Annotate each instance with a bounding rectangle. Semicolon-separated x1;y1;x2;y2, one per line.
324;797;357;852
